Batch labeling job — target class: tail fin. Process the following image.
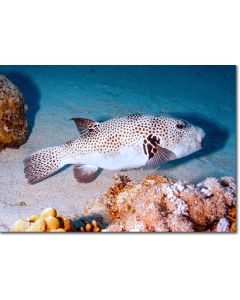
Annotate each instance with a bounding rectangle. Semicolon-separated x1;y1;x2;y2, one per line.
24;146;65;184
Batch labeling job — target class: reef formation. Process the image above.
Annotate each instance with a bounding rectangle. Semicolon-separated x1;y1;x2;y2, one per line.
0;75;28;151
85;175;236;232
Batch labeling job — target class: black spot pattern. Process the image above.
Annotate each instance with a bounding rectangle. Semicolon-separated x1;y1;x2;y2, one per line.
147;134;160;146
63;114;197;158
24;146;64;184
147;144;154;159
144;134;161;159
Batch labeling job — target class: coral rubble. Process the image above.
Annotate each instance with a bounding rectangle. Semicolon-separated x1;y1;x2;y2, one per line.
0;75;28;151
85;175;236;232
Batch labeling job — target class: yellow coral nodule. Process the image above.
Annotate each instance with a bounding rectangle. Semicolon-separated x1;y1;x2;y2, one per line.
78;219;102;232
11;219;30;232
45;216;60;231
49;228;66;232
57;215;72;231
27;214;39;222
41;208;57;219
93;226;101;232
26;219;46;232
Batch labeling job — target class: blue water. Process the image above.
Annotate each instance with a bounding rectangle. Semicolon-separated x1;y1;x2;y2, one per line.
0;65;236;182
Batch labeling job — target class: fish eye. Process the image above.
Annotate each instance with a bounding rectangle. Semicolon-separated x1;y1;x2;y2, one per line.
176;122;186;129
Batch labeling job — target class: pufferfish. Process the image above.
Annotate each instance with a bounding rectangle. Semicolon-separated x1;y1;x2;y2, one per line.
24;114;205;184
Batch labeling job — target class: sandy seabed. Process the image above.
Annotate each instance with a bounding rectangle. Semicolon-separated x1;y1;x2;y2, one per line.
0;66;236;231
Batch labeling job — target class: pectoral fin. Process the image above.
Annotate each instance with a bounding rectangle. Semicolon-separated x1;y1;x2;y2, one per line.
143;146;176;170
71;118;100;134
73;164;99;183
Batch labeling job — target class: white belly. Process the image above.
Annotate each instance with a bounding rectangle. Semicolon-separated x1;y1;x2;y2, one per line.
67;147;147;170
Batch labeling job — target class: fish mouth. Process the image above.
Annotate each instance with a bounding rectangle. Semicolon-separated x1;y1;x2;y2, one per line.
197;128;206;150
198;138;205;150
201;132;206;149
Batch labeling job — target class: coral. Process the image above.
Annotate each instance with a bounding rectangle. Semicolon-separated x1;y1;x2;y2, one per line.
26;219;47;232
11;207;101;233
166;214;194;232
11;208;73;232
41;208;57;218
0;75;28;151
86;175;236;233
11;219;30;232
142;174;174;186
45;216;61;231
77;220;102;232
227;207;236;232
101;174;134;221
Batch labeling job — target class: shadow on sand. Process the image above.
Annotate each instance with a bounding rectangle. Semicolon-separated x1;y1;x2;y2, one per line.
4;72;41;138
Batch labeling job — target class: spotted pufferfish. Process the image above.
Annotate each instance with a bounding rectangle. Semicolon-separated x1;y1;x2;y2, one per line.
24;114;206;184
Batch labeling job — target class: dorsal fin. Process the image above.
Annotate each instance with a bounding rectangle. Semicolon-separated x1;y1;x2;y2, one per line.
71;118;100;134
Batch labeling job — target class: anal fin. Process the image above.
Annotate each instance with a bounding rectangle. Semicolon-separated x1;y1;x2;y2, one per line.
73;164;99;183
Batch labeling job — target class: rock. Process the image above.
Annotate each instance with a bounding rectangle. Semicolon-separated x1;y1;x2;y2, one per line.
0;75;28;151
